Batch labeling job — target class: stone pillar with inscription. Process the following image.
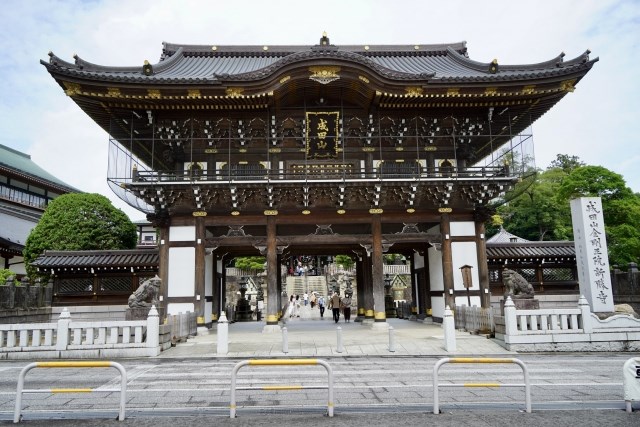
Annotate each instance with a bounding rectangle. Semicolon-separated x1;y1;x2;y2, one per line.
570;197;614;312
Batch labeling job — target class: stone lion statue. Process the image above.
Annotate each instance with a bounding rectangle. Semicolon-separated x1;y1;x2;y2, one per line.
502;269;535;299
128;276;161;308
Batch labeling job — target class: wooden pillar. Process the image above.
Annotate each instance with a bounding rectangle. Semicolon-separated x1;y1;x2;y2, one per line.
441;213;455;309
355;253;365;321
475;221;491;308
371;214;386;324
211;254;220;322
265;215;279;327
157;226;169;323
194;216;206;325
422;245;432;316
362;251;374;321
409;252;418;318
276;254;282;319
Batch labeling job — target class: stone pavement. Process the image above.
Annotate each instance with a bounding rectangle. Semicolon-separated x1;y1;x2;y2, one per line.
159;304;511;358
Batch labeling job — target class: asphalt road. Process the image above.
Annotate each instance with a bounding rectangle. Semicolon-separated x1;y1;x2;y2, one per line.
0;353;638;424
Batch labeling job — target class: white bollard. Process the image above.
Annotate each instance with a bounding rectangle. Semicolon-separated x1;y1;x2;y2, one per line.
282;327;288;354
388;326;396;352
336;327;344;353
443;305;456;352
217;311;229;355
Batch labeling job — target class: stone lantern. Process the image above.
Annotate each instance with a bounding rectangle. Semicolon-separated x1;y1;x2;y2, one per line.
235;276;253;321
384;274;396;318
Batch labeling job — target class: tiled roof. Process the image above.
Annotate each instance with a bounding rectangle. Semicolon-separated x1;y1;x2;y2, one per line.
42;40;597;85
31;249;158;269
486;241;575;260
486;227;530;243
0;143;79;193
0;236;24;255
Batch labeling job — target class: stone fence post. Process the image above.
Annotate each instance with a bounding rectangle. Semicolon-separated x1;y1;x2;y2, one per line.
578;295;593;333
146;305;160;349
55;308;71;351
504;297;518;336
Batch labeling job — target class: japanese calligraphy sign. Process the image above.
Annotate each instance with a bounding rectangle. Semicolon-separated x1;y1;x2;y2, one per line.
306;112;339;159
570;197;613;312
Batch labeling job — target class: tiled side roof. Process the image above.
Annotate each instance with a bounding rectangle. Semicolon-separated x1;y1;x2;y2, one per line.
41;41;597;85
486;227;530;243
486;241;575;260
0;143;79;193
31;249;158;269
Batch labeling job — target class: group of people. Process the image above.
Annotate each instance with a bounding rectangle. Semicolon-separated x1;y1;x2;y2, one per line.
329;291;352;323
286;291;351;322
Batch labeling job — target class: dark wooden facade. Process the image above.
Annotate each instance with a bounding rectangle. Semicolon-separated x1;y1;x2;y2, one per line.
31;249;159;306
42;35;597;325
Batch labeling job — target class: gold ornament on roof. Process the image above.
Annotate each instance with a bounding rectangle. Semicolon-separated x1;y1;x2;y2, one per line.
107;87;121;97
226;87;244;97
147;89;161;99
560;79;576;92
63;82;81;96
522;85;536;95
187;89;201;98
405;87;423;96
309;66;341;85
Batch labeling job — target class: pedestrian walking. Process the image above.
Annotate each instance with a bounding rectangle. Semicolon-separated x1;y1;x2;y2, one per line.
310;292;316;308
330;291;341;323
341;294;352;322
303;292;309;306
294;295;301;317
287;295;295;318
318;295;325;318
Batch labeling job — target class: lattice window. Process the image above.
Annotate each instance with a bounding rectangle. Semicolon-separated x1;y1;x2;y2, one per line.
380;161;419;178
56;278;93;294
543;268;575;282
221;163;266;180
516;268;536;282
99;276;133;293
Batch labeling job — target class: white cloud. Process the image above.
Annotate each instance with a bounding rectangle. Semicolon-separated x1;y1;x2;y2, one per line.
1;0;638;224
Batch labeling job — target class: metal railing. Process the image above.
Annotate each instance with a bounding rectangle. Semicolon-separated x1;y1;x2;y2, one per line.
433;357;531;414
230;358;334;418
14;361;127;423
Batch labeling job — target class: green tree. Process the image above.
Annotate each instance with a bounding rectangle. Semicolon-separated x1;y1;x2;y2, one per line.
494;167;572;241
334;255;354;270
559;166;640;266
0;269;16;283
23;193;137;276
558;166;632;203
548;154;585;174
234;256;266;270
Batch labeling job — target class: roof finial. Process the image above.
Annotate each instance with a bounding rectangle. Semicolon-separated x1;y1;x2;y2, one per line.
320;31;330;46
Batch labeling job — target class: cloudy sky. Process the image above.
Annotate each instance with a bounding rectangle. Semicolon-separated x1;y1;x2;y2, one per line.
1;0;638;221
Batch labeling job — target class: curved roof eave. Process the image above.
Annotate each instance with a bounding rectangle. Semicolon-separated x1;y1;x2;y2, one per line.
41;42;597;87
214;50;436;83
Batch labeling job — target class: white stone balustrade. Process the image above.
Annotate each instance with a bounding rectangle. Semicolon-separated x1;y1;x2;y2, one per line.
0;306;160;359
500;296;640;352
